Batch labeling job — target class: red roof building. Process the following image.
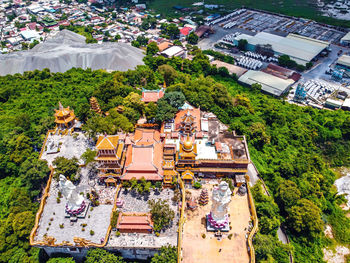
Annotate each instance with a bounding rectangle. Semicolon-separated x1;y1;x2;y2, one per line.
122;129;163;181
180;27;193;36
116;212;153;233
141;89;165;103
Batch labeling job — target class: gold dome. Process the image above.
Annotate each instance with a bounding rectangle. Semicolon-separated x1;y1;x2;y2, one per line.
183;138;193;151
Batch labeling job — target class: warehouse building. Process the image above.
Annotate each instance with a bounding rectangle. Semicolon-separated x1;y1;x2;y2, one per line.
238;70;295;97
340;32;350;47
336;55;350;72
233;32;329;66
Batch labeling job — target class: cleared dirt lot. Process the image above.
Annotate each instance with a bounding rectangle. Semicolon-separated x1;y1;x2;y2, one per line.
181;183;251;263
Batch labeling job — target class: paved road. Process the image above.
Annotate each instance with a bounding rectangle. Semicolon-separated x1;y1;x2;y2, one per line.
302;44;344;81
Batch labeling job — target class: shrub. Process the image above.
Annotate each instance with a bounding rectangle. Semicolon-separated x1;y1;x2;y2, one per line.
193;181;202;189
202;233;206;239
111;211;120;229
56;197;61;203
155;232;160;237
228;233;233;240
90;230;95;235
59;224;64;229
116;231;121;237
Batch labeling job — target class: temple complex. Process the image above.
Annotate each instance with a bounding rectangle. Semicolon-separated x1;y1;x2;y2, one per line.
31;101;254;262
162;104;250;184
54;102;76;130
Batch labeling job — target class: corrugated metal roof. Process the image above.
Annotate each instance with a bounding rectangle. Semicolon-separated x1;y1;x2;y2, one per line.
238;70;294;97
337;55;350;68
235;32;328;65
341;32;350;42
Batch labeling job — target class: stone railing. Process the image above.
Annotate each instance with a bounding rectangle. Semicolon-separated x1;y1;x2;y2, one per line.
38;129;55;159
30;166;54;245
245;175;258;263
177;174;186;262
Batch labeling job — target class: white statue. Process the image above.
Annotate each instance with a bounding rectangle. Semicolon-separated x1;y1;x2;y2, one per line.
59;175;85;213
211;181;232;222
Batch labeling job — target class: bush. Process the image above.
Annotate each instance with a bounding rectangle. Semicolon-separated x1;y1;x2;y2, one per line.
228;233;233;240
90;230;95;235
202;233;206;239
116;231;121;237
111;210;120;228
59;224;64;229
193;181;202;189
56;197;61;203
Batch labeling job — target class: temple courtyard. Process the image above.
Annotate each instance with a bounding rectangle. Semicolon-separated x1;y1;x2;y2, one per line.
108;188;179;248
181;181;251;263
35;166;117;245
41;131;93;165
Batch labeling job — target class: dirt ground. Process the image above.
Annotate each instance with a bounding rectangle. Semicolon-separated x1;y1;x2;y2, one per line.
181;183;251;263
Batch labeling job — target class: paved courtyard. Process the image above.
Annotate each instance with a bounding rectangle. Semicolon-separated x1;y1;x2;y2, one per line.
41;132;93;166
35;167;117;245
181;183;251;263
107;188;179;248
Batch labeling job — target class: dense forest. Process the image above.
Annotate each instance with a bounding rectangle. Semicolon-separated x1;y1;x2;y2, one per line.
0;50;349;262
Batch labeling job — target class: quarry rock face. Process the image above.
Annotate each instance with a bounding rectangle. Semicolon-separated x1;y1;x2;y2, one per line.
335;173;350;206
0;30;145;75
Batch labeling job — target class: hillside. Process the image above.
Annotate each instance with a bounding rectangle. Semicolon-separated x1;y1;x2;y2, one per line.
0;30;145;76
0;52;349;262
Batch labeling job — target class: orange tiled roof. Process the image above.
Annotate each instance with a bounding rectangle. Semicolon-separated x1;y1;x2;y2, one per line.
157;41;173;52
141;90;165;103
174;108;201;132
96;135;119;150
117;212;153;231
123;129;163;180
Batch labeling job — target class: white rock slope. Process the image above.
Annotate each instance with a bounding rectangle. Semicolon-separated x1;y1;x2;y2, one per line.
0;30;145;75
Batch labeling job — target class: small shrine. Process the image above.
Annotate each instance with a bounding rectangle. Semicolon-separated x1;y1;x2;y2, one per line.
116;212;154;234
199;189;209;206
54;102;76;129
207;181;232;232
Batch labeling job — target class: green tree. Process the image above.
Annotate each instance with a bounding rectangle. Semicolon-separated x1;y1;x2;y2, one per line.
287;199;323;237
147;42;160;56
158;65;178;86
238;39;248;51
131;40;140;48
81;149;96;165
275;180;301;212
151;245;177;263
47;258;75;263
85;248;125;263
163;91;185;109
53;157;79;182
148;199;175;231
145;102;158;121
187;32;198;45
155;98;177;123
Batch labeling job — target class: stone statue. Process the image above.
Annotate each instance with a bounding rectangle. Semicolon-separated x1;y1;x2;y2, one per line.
207;181;232;231
211;181;232;221
59;175;85;215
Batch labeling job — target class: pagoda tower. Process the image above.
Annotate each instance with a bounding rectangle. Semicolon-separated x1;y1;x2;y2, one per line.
90;97;102;114
199;189;209;206
179;110;196;136
54;102;76;129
